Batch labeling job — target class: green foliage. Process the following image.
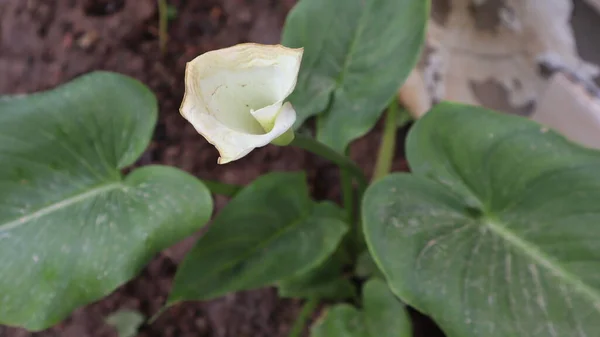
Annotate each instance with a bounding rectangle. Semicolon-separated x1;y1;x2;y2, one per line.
310;278;412;337
166;4;178;20
5;1;599;336
363;103;600;337
0;72;212;330
278;202;355;301
395;107;413;129
169;173;348;303
354;251;384;280
278;251;356;301
282;0;429;152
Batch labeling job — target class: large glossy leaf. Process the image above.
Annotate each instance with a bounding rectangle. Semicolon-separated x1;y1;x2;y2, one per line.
310;278;412;337
0;72;213;330
169;172;348;303
282;0;429;152
363;102;600;337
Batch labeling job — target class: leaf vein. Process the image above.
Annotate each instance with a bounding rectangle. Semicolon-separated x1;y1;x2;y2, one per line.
0;183;123;232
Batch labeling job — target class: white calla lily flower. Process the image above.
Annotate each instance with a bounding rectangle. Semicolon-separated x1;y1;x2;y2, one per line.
180;43;304;164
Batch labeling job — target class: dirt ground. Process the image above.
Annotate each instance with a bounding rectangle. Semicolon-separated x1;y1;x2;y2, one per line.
0;0;445;336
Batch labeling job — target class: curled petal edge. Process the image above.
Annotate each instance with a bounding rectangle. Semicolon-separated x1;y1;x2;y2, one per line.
181;101;297;164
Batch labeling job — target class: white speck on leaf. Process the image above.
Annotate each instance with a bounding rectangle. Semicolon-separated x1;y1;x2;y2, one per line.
95;214;107;225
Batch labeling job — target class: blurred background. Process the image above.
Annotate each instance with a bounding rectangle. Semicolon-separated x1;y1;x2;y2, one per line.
0;0;599;336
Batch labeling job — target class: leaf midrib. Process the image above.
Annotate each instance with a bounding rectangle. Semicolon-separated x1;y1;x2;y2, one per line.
334;1;369;88
300;1;370;117
426;124;600;302
485;219;600;305
0;182;124;232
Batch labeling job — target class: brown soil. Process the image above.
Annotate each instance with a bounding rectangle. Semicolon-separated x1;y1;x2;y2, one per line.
0;0;443;336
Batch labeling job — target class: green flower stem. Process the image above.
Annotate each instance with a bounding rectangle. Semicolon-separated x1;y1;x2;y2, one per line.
202;180;243;197
288;298;320;337
341;166;354;223
290;134;368;194
291;134;368;257
341;165;363;256
372;98;398;182
157;0;168;54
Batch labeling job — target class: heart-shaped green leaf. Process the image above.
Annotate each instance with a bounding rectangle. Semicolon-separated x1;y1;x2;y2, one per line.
282;0;429;152
169;172;348;303
363;102;600;337
310;278;412;337
0;72;212;330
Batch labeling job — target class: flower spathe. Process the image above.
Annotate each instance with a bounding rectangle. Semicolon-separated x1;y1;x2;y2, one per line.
180;43;304;164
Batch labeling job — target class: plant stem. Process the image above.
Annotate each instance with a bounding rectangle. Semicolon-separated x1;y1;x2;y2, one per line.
372;98;398;182
340;165;354;223
157;0;168;54
291;134;368;194
288;298;319;337
341;164;364;256
202;180;243;197
291;134;367;256
147;306;168;325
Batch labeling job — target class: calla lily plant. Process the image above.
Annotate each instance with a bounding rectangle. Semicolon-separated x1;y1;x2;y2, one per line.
7;2;582;337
